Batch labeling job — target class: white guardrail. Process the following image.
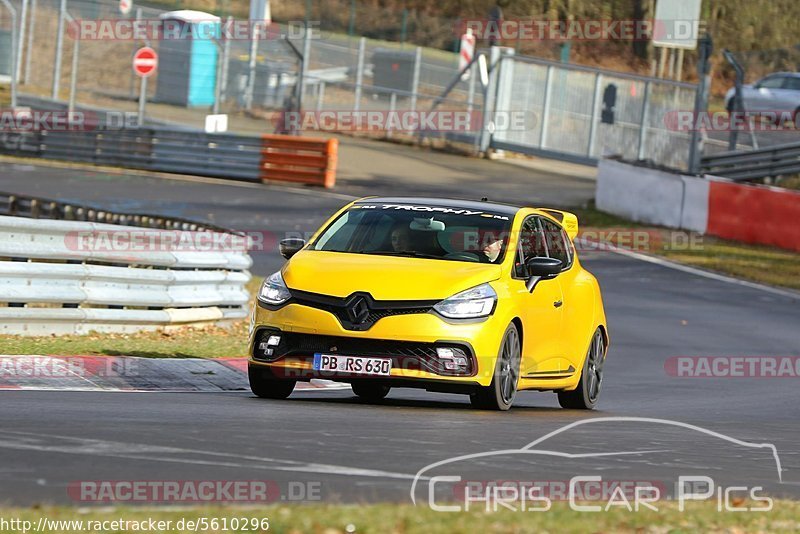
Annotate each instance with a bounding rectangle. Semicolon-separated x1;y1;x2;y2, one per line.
0;215;253;335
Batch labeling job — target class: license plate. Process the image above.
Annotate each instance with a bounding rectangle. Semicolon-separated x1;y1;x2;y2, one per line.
313;354;392;376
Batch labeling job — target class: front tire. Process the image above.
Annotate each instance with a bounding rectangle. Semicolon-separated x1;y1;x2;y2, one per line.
248;363;296;399
470;324;521;411
351;382;390;402
558;328;605;410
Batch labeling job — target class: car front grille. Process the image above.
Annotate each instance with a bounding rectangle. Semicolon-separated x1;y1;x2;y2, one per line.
252;329;475;376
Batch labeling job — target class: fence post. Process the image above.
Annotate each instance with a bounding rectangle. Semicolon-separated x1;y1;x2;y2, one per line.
68;35;79;112
24;0;36;84
17;0;27;82
219;16;232;104
688;34;713;174
298;24;311;115
353;37;365;112
245;22;260;110
587;72;602;157
637;81;651;160
539;65;553;149
479;47;502;153
409;46;421;112
316;81;325;112
52;0;66;99
387;92;396;139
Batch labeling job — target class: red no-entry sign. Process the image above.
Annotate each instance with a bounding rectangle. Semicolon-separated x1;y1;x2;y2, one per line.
133;47;158;78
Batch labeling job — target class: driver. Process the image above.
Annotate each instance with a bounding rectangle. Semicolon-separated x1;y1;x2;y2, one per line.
390;223;411;252
482;237;504;262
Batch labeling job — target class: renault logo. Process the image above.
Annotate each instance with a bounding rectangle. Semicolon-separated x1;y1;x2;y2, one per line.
346;297;371;324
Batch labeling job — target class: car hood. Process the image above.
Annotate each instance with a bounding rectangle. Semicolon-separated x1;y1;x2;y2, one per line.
282;250;503;300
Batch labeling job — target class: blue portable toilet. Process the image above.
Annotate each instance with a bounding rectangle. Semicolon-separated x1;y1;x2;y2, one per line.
155;10;220;107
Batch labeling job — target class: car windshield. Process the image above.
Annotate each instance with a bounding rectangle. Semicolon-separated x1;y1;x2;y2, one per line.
310;203;514;264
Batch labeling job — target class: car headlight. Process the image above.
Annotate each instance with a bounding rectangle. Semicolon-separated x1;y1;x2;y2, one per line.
434;283;497;319
258;271;292;305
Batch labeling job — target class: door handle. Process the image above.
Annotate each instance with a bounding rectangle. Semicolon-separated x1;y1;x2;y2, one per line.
553;300;563;308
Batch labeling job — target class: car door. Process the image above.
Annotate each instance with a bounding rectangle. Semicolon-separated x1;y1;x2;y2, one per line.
541;218;586;374
776;76;800;113
747;75;785;111
513;216;565;377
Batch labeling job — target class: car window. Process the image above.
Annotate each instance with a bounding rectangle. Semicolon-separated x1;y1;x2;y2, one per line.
311;204;513;264
514;217;548;277
542;219;570;268
783;77;800;91
758;76;784;89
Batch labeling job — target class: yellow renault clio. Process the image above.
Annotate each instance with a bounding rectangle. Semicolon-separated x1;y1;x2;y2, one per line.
248;197;608;410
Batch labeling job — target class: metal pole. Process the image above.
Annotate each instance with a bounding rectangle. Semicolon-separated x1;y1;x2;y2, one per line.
353;37;365;112
296;23;311;115
52;0;67;99
723;49;745;152
212;41;222;115
17;0;28;82
24;0;36;84
466;60;475;114
637;81;651;160
138;76;147;125
315;81;325;112
479;47;501;153
387;92;396;139
409;46;421;112
0;0;18;106
245;22;260;110
688;34;712;174
587;72;602;157
220;16;231;103
68;36;79;112
539;65;553;148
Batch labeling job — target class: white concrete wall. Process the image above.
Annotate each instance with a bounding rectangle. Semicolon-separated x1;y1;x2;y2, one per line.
596;159;710;233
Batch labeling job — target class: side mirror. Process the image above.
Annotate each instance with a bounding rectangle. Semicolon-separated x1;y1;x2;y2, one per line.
525;257;563;292
279;238;306;260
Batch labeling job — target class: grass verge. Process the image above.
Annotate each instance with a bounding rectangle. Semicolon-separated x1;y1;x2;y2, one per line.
2;501;798;533
571;204;800;292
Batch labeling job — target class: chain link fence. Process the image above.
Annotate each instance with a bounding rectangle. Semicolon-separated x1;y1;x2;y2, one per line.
3;0;703;170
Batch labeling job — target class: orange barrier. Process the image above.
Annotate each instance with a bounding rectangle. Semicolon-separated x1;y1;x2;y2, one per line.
260;135;338;188
707;179;800;252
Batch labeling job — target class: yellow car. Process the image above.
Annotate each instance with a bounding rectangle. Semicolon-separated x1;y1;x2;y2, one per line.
248;197;609;410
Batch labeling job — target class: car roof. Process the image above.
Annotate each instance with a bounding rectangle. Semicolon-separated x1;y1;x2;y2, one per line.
353;196;523;216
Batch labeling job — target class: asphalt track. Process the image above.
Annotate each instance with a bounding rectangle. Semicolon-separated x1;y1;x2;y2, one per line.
0;161;799;506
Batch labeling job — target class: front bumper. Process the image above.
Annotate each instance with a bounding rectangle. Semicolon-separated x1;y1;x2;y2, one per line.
248;302;510;387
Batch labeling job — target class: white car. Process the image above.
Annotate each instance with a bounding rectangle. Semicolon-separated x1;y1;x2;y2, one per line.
725;72;800;116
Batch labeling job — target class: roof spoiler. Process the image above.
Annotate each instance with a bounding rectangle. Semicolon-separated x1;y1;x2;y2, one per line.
539;209;579;240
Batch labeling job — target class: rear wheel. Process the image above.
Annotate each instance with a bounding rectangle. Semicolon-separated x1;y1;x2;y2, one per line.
558;328;605;410
248;363;296;399
470;324;521;411
351;382;390;402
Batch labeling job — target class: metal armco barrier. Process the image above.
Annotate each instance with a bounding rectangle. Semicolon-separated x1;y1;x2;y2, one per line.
260;134;339;188
700;141;800;181
0;127;339;187
0;214;253;336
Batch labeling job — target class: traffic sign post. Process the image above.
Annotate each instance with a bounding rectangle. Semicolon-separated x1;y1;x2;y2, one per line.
133;47;157;125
